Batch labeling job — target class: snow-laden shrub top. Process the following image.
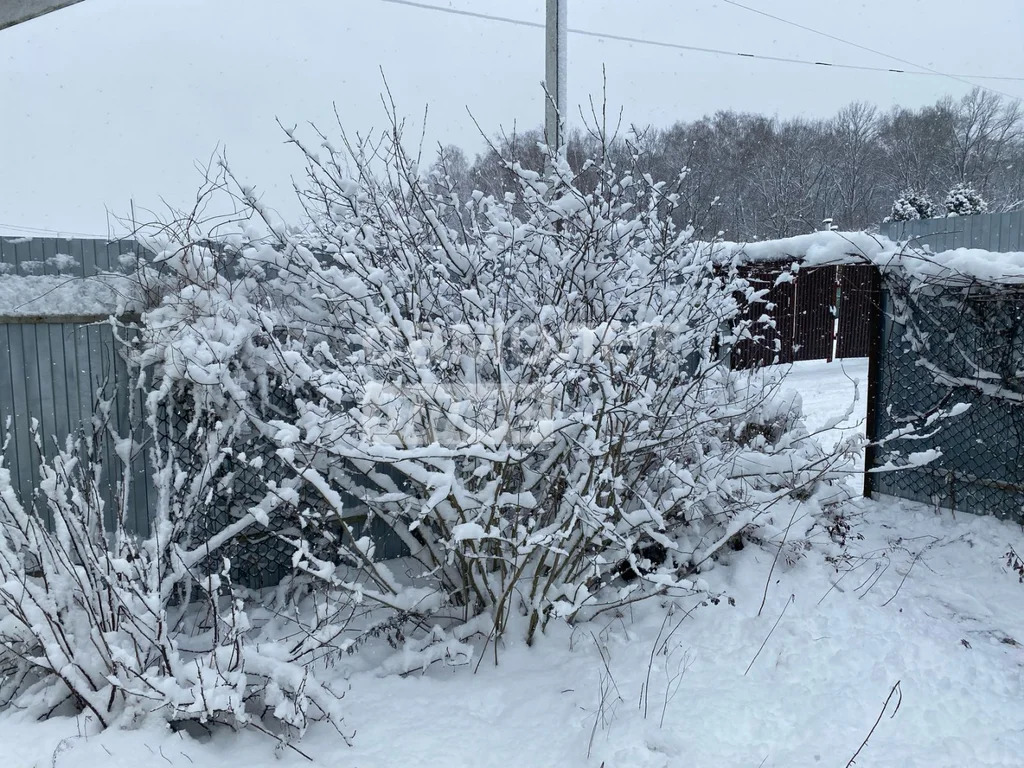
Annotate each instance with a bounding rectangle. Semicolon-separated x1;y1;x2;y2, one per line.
886;190;937;222
944;183;989;217
125;129;858;650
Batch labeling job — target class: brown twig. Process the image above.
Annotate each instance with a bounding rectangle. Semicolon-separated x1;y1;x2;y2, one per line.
844;680;903;767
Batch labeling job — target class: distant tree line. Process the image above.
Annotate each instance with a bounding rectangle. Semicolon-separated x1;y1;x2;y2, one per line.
433;88;1022;240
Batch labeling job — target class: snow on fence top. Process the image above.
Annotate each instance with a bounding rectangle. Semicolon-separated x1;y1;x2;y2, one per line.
0;236;144;318
700;230;894;268
700;228;1024;288
875;247;1024;288
0;274;140;318
3;228;1021;320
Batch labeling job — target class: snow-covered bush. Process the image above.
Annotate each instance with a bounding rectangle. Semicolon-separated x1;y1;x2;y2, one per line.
886;190;936;222
943;183;988;216
131;118;854;650
0;397;347;742
0;116;856;739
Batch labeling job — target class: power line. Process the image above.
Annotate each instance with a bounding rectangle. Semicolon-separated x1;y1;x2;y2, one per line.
0;222;112;240
720;0;1018;99
379;0;1024;86
380;0;545;32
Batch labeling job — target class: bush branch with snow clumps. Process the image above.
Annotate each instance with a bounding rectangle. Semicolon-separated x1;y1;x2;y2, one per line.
0;388;348;744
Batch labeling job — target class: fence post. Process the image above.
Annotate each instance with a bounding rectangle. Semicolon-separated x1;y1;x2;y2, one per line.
862;268;884;498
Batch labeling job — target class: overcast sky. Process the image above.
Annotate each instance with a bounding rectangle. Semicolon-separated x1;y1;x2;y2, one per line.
1;0;1022;235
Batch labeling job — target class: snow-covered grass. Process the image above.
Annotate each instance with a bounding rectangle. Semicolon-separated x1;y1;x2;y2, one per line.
6;501;1022;767
3;359;1022;767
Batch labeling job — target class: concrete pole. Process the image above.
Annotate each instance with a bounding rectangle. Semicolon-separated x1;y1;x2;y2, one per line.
545;0;567;153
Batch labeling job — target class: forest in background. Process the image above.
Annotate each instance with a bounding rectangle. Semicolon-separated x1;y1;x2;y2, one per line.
433;87;1022;240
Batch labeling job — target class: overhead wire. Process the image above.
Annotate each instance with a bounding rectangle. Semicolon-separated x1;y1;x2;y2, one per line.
719;0;1020;99
0;222;113;240
379;0;1024;92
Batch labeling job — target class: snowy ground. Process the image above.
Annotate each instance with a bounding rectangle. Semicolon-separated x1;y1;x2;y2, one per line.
4;358;1024;767
771;357;868;460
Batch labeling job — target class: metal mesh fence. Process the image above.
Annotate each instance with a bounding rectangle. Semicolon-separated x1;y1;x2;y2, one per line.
153;386;297;589
154;383;409;590
866;281;1024;522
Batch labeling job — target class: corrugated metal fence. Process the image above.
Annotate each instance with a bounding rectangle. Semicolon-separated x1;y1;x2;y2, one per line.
880;209;1023;254
867;210;1024;520
0;237;151;532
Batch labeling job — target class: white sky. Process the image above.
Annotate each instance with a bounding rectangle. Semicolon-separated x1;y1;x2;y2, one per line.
1;0;1022;236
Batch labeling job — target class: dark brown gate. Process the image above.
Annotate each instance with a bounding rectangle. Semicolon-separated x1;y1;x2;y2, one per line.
793;266;838;361
730;262;877;370
731;265;796;369
836;265;881;359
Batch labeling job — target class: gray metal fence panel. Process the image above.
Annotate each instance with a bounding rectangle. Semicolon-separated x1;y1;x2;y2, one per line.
0;320;140;526
880;209;1024;252
0;237;147;531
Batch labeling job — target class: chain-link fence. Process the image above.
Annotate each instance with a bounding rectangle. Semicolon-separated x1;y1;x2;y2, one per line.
153;382;410;590
865;270;1024;522
867;211;1024;522
152;388;295;589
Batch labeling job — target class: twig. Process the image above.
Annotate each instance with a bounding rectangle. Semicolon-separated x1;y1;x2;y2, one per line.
881;551;920;607
744;594;794;676
844;680;902;767
759;502;801;617
641;610;672;719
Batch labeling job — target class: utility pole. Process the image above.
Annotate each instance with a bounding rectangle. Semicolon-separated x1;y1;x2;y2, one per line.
544;0;567;153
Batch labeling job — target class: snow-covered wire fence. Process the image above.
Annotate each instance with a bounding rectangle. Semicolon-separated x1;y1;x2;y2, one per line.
867;211;1024;521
